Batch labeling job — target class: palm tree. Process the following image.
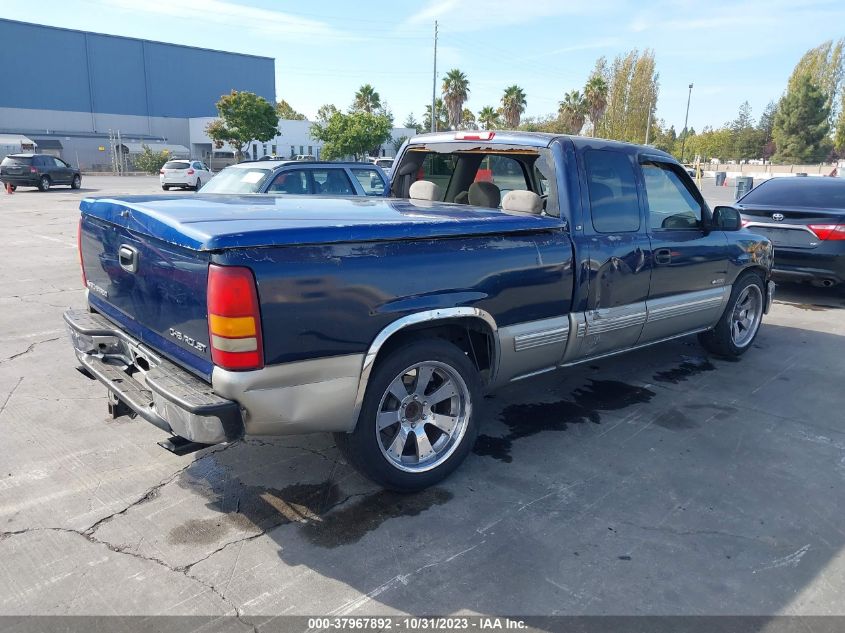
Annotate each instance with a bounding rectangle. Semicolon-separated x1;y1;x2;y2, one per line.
583;75;609;137
353;84;381;113
501;85;527;128
558;90;587;135
477;106;500;130
442;68;470;130
424;98;448;132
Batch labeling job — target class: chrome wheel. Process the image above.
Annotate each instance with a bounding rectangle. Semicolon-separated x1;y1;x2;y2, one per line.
730;284;763;348
375;361;471;473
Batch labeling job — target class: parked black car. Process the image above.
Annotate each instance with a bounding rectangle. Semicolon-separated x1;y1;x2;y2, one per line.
0;153;82;192
198;160;389;197
739;177;845;288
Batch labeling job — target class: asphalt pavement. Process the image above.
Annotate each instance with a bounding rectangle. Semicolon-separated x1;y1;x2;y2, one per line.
0;176;844;617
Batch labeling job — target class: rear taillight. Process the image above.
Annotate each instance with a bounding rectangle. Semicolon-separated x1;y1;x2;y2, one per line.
187;169;195;175
741;219;750;228
29;167;37;173
159;169;164;175
77;218;87;287
207;265;263;370
808;224;845;241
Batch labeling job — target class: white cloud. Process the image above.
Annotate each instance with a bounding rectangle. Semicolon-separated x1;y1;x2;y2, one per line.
101;0;356;41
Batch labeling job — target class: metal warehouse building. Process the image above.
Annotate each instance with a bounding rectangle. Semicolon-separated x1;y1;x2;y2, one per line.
0;19;275;169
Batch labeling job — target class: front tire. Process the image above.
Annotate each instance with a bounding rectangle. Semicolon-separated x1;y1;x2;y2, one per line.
38;175;50;192
335;338;481;492
162;185;170;191
699;272;765;358
71;174;81;189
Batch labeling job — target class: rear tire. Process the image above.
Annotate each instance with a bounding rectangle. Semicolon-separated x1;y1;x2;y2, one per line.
334;338;481;492
194;178;202;191
699;272;765;358
38;175;50;192
71;174;81;189
162;185;170;191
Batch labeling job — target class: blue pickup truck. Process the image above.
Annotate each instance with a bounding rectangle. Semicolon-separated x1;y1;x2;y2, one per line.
65;131;774;491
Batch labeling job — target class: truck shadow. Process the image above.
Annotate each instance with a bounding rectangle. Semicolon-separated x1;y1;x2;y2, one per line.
171;322;845;618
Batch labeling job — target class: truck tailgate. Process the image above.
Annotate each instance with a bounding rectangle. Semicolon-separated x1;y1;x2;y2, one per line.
80;212;213;378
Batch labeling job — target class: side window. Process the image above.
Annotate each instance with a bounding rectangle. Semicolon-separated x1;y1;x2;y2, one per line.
584;150;640;233
641;162;702;230
478;155;529;194
53;157;68;168
192;162;203;170
350;168;385;196
311;169;354;195
267;170;309;194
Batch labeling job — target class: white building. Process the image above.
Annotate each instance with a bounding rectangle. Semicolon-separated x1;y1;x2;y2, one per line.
189;118;415;161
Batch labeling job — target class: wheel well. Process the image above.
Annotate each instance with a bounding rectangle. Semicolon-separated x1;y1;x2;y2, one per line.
738;266;767;283
373;318;496;384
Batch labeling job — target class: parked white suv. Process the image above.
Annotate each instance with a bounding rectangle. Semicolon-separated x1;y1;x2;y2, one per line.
160;160;212;191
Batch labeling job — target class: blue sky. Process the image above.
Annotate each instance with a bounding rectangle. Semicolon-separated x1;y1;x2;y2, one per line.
6;0;845;134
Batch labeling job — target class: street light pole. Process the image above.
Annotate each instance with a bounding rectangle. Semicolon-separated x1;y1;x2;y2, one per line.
680;83;693;163
431;20;438;133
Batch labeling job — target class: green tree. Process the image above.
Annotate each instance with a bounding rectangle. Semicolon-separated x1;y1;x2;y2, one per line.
597;49;659;143
501;85;527;128
558;90;587;135
518;115;568;134
773;75;832;163
206;90;279;158
583;74;609;136
310;110;392;160
788;39;844;126
477;106;501;130
392;135;409;153
403;113;424;134
353;84;381;113
730;101;764;160
423;98;448;132
650;121;676;153
442;68;470;130
836;105;845;153
460;108;477;130
275;99;306;120
133;145;171;174
316;104;339;125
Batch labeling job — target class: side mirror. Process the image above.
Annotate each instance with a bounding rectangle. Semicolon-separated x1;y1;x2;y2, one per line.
712;205;742;231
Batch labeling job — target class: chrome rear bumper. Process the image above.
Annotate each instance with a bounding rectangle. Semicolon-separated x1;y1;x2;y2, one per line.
64;309;242;444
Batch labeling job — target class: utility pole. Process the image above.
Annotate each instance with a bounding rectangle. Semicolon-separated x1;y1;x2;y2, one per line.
680;83;693;163
431;20;438;133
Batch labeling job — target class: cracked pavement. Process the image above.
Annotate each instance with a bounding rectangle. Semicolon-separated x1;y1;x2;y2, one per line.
1;177;845;617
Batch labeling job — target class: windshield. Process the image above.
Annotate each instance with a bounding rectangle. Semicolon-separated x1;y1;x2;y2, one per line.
199;167;272;193
740;178;845;209
376;159;393;168
1;156;32;166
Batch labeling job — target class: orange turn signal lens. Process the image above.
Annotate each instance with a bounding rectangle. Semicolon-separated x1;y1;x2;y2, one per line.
208;314;256;338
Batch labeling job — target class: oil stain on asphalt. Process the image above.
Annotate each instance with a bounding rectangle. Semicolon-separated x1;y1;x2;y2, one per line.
653;357;715;384
474;380;655;462
170;469;452;549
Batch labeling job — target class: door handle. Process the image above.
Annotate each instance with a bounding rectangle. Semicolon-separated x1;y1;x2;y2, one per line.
654;248;672;265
